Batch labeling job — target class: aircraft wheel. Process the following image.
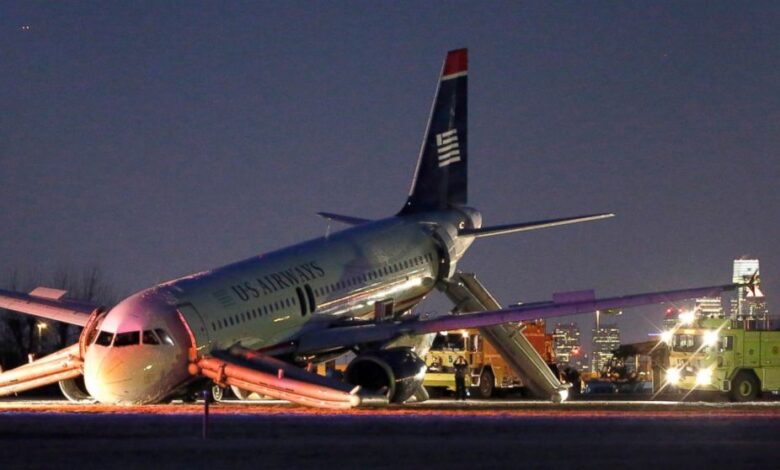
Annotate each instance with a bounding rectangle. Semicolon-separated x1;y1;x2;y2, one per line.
211;385;225;402
475;369;494;398
730;371;759;402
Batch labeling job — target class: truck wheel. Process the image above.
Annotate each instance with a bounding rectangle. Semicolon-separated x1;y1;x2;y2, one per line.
730;371;759;402
475;369;494;399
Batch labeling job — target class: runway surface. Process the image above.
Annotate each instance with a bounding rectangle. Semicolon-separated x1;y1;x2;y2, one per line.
2;399;779;468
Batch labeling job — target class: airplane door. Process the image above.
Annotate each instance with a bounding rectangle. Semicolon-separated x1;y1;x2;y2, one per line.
177;302;211;348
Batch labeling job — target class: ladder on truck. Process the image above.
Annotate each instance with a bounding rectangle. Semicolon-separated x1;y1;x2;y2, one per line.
438;272;569;402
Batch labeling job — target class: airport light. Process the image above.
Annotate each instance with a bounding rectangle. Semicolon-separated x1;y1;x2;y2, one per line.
695;368;713;386
35;322;48;354
36;322;47;340
666;367;681;386
678;310;695;326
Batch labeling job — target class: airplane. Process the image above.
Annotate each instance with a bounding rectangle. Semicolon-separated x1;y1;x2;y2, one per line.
0;49;749;409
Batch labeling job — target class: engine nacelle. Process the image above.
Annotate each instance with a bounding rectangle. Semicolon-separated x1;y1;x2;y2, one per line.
344;347;427;403
429;207;482;279
59;377;92;403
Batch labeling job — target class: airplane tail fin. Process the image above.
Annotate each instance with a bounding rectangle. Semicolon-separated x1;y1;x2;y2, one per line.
399;48;468;215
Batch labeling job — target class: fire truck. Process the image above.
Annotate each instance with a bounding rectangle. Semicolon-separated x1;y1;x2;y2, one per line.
423;320;554;398
665;316;780;401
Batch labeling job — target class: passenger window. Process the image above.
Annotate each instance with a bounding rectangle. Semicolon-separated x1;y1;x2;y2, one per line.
143;330;160;345
114;331;140;347
155;328;175;346
95;331;114;346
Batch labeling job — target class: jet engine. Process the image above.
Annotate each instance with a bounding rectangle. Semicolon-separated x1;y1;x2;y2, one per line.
58;377;92;402
344;347;427;403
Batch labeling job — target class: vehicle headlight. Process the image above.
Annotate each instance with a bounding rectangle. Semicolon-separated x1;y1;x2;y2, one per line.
660;330;673;345
666;367;681;385
678;311;695;326
695;368;712;386
703;330;719;348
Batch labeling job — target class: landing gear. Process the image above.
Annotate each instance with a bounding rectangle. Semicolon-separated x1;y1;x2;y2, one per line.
211;385;225;403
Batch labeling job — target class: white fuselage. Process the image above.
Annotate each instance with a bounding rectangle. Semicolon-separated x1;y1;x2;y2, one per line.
82;209;480;404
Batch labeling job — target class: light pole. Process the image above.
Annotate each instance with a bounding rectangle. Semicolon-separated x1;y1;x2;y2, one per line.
36;322;47;354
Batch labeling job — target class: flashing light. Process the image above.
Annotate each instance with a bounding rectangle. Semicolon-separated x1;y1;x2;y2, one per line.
666;367;681;385
678;310;695;326
695;368;713;386
660;330;673;345
703;330;719;348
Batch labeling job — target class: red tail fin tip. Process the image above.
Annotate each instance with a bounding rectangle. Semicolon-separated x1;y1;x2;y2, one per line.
443;48;468;77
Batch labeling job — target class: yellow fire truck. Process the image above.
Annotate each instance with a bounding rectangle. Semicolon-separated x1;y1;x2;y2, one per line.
665;316;780;401
423;320;554;398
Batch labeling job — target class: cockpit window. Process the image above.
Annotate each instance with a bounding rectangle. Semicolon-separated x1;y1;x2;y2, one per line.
94;331;114;346
155;328;175;346
114;331;141;347
142;330;160;345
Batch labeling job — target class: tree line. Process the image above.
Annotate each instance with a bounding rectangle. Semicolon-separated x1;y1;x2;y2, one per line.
0;266;117;370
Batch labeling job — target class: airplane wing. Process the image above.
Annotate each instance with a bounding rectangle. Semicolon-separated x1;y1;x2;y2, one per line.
192;346;387;409
0;287;100;327
296;281;745;354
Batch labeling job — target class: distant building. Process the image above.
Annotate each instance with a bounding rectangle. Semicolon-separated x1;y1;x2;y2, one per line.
695;296;724;318
552;322;582;368
592;323;620;373
662;307;682;329
730;259;769;322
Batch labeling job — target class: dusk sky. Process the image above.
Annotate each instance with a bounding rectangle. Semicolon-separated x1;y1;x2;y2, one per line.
2;2;778;352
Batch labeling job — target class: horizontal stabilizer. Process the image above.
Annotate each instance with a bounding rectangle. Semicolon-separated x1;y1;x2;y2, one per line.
459;213;614;238
317;212;372;226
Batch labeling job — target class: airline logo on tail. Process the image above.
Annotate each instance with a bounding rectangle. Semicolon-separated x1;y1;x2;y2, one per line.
436;129;460;167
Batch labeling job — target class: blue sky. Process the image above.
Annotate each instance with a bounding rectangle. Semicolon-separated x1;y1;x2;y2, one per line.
1;2;778;351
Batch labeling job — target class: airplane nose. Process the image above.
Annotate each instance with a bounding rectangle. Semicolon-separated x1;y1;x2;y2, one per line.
84;346;138;404
83;341;187;405
81;292;197;404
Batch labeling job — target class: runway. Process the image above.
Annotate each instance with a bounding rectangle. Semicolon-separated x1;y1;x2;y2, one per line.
3;397;780;417
1;399;779;468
